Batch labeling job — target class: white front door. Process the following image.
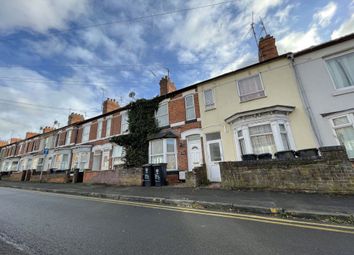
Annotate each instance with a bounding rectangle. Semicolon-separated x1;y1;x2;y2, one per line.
187;136;203;171
206;140;223;182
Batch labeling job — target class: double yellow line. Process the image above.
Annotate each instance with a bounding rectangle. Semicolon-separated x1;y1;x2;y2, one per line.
18;188;354;235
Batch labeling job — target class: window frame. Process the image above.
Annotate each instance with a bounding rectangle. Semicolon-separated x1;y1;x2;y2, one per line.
65;129;72;145
97;119;103;139
121;111;129;134
236;73;265;102
155;102;169;128
184;94;196;121
82;125;90;143
203;88;216;110
149;138;177;171
105;117;112;137
324;49;354;91
112;145;125;166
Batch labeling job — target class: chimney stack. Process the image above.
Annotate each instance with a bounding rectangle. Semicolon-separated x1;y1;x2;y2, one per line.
0;140;8;147
25;132;39;139
102;98;119;114
42;126;55;134
9;138;21;144
258;34;279;62
68;113;85;125
159;76;176;96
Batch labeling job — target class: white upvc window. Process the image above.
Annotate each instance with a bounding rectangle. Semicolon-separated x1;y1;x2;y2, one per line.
326;51;354;90
97;120;103;139
156;102;169;127
121;111;129;134
112;145;125;166
44;137;49;149
185;94;196;121
235;121;295;159
203;88;215;110
106;118;112;137
249;124;276;155
82;125;90;143
61;154;69;169
65;130;71;145
237;74;265;102
149;138;177;170
331;114;354;158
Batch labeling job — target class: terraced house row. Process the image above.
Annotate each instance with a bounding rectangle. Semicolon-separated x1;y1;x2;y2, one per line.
1;33;354;183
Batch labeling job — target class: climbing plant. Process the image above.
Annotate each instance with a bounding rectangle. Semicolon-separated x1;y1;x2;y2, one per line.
111;97;160;167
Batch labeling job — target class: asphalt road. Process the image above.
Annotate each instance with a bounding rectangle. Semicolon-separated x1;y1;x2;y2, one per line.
0;188;353;255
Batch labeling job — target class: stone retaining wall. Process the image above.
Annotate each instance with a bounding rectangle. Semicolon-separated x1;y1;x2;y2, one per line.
186;165;209;187
220;146;354;194
83;168;142;186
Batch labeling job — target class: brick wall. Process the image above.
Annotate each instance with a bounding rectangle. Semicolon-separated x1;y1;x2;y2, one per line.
1;171;25;182
111;114;121;135
83;168;142;186
30;172;70;183
220;146;354;194
90;122;98;140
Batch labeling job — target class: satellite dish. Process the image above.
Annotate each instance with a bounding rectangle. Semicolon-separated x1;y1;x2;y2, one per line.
129;91;136;99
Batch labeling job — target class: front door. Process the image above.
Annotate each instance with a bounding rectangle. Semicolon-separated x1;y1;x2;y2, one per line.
187;135;203;171
206;140;223;182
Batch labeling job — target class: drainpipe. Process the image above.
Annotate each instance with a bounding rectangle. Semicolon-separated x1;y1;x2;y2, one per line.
288;53;323;146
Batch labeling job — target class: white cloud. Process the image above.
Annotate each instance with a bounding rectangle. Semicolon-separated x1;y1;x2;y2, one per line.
0;0;89;34
277;26;321;52
331;14;354;39
0;67;99;140
313;1;337;27
277;1;337;52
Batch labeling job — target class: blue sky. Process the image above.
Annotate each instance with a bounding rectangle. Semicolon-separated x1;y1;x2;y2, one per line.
0;0;353;140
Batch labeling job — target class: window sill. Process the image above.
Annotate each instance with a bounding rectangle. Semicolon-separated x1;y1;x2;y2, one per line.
332;86;354;96
205;106;216;112
239;95;267;103
185;119;197;124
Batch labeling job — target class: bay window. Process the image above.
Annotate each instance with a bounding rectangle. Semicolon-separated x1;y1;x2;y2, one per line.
156;103;169;127
331;114;354;158
185;94;196;121
237;74;265;102
149;138;177;170
249;124;276;155
235;121;294;159
326;51;354;89
112;145;125;166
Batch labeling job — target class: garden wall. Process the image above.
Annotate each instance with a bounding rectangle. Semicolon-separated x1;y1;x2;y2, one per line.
83;168;142;186
220;146;354;194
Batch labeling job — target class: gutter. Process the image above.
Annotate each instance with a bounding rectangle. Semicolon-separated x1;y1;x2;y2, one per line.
288;53;323;146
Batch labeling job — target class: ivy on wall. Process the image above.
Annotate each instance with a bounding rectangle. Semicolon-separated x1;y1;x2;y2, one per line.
111;98;160;167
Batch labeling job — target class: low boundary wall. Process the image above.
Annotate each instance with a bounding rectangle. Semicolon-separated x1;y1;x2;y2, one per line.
220;146;354;194
83;168;142;186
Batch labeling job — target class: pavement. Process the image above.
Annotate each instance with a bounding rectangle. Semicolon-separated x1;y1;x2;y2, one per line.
1;180;354;224
0;187;353;255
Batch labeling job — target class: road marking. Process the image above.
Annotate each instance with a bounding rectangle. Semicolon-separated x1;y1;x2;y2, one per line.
5;187;354;235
